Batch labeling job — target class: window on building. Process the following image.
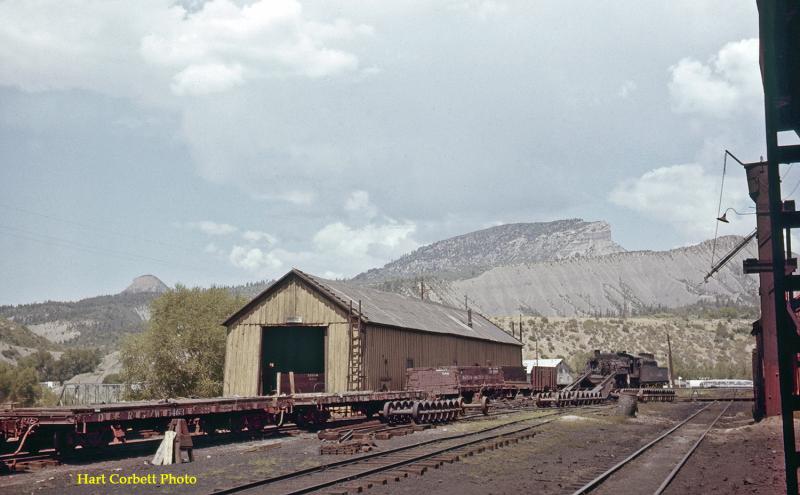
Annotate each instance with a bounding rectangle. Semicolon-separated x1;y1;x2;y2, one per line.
406;358;414;369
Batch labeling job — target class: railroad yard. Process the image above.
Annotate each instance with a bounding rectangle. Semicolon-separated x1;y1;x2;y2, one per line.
0;396;777;495
2;1;797;492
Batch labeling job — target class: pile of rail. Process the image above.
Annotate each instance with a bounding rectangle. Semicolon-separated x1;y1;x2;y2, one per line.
535;390;605;407
614;388;676;402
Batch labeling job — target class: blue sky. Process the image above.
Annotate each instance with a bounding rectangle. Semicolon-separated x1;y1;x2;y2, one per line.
0;0;778;304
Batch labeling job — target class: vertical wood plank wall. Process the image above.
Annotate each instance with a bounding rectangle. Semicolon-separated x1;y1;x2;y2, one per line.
363;325;522;391
223;278;349;396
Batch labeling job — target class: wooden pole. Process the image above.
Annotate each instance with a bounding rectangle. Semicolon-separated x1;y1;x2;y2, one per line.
666;332;674;388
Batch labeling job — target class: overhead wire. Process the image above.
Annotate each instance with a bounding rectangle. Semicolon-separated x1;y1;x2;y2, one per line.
710;151;728;268
0;202;203;256
0;223;207;272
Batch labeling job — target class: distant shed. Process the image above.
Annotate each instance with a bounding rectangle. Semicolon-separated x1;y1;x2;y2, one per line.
523;358;574;389
222;269;522;396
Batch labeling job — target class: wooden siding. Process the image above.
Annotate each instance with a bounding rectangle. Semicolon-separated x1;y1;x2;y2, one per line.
363;325;522;391
223;277;350;395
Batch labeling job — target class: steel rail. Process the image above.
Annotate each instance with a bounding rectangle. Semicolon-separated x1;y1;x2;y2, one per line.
209;407;595;495
275;420;559;495
652;400;733;495
570;401;718;495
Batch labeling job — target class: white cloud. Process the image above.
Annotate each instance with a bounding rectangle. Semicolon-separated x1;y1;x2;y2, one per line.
252;190;317;206
618;80;637;99
204;243;224;255
187;220;238;235
668;38;762;118
451;1;509;20
229;245;283;273
242;230;277;244
171;63;244;96
609;163;750;239
0;0;371;97
141;0;371;95
313;220;419;260
344;190;378;219
225;218;419;279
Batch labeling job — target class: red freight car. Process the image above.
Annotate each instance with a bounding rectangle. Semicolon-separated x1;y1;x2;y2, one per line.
405;366;531;400
530;366;557;392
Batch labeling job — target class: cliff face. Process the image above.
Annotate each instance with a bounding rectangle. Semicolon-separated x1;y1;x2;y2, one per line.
355;219;625;282
356;223;756;317
445;236;757;316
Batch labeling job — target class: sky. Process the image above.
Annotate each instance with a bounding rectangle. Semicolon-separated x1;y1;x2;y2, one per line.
0;0;789;305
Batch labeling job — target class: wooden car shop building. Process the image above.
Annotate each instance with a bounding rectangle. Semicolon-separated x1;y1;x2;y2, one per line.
222;268;522;396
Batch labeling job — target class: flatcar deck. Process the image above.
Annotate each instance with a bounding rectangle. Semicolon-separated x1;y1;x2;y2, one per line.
0;391;426;425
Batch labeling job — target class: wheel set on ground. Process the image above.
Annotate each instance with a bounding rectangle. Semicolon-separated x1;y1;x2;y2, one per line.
535;390;604;407
381;398;466;424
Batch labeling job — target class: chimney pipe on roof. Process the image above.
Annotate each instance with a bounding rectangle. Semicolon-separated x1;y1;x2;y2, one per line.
467;308;473;328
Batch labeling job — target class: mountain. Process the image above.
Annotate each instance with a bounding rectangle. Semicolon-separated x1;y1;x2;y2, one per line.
122;274;168;294
0;220;759;354
354;219;625;283
0;275;273;350
377;236;757;317
0;275;170;349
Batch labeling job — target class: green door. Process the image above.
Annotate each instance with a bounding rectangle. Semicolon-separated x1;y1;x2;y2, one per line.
261;326;325;394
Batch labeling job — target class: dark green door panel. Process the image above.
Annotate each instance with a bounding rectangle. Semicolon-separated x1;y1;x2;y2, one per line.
261;326;325;394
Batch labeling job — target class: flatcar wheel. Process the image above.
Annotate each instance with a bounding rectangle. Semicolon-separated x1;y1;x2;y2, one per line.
481;396;489;415
411;402;421;423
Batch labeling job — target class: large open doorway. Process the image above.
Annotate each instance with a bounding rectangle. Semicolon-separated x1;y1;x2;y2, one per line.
261;326;325;394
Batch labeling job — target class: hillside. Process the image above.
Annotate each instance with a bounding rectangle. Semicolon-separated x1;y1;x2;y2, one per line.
0;318;61;365
0;275;273;350
354;219;624;282
366;236;757;317
0;277;168;350
492;315;755;380
452;236;756;316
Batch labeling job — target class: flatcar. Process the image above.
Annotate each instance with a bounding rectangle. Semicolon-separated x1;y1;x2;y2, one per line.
404;365;532;402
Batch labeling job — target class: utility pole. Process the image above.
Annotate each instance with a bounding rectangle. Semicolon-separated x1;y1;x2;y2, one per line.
666;332;674;388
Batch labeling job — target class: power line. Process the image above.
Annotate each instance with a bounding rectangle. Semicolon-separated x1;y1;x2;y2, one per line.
711;151;729;268
0;224;207;271
784;175;800;199
0;203;202;255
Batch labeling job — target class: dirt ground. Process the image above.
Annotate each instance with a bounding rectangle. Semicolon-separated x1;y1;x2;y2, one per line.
0;401;787;495
663;405;786;495
365;402;783;495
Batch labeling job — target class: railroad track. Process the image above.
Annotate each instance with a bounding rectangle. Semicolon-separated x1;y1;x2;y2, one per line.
209;407;609;495
0;400;573;474
567;400;733;495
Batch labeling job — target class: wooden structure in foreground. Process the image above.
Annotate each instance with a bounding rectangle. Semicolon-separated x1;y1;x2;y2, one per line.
222;268;522;395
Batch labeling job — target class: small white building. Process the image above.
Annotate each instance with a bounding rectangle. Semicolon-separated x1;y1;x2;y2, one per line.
523;358;574;387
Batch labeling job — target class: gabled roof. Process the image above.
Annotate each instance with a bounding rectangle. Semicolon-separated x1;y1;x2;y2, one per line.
522;358;568;372
223;268;521;347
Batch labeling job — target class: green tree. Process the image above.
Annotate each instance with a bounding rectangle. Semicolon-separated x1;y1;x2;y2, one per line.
17;350;57;381
121;286;246;399
0;363;41;406
52;348;102;383
18;348;101;383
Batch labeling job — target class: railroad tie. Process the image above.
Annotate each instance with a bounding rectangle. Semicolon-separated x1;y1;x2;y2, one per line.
362;476;390;486
398;465;427;476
